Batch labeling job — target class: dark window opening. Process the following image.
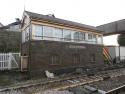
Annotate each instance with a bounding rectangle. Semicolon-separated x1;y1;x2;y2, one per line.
51;55;60;65
72;54;80;64
90;54;96;62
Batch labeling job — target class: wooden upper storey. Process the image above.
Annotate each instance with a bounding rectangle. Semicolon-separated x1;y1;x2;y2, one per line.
21;11;103;44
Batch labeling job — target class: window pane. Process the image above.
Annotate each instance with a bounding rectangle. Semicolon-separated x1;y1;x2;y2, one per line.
30;24;101;45
32;25;43;40
43;26;53;40
63;29;72;41
92;34;97;42
88;33;93;40
87;33;97;43
53;28;62;40
35;25;42;36
79;32;85;41
73;32;79;41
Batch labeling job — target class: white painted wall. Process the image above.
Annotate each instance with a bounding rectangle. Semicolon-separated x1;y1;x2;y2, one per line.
108;46;125;62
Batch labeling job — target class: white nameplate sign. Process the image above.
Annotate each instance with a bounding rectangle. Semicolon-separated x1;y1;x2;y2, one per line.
68;45;86;49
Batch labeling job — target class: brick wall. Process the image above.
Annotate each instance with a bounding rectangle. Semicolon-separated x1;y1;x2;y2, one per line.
22;40;104;75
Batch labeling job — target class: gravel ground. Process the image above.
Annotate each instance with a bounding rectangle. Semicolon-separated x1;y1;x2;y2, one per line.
1;68;125;94
89;75;125;92
40;90;73;94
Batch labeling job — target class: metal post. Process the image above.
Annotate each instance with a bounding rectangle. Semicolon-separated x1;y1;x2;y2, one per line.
119;46;121;63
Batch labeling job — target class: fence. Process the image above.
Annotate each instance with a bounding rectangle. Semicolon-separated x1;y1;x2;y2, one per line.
0;53;20;70
120;56;125;63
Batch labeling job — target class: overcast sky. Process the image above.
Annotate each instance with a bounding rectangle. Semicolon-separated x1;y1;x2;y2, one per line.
0;0;125;45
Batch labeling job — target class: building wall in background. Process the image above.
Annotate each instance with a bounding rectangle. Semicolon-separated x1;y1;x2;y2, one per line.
107;46;125;63
0;30;21;52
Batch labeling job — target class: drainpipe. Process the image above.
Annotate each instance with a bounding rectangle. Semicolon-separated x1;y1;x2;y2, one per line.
28;19;32;78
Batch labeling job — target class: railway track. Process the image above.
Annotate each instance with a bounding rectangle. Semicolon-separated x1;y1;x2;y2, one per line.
0;68;125;94
0;75;103;94
106;84;125;94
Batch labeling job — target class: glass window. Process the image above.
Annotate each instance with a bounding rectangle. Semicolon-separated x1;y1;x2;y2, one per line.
29;24;102;45
93;34;96;39
73;32;79;41
79;32;85;41
43;26;53;40
92;34;97;42
35;25;43;36
88;33;97;43
53;28;63;40
88;33;93;40
33;25;43;40
63;29;72;41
